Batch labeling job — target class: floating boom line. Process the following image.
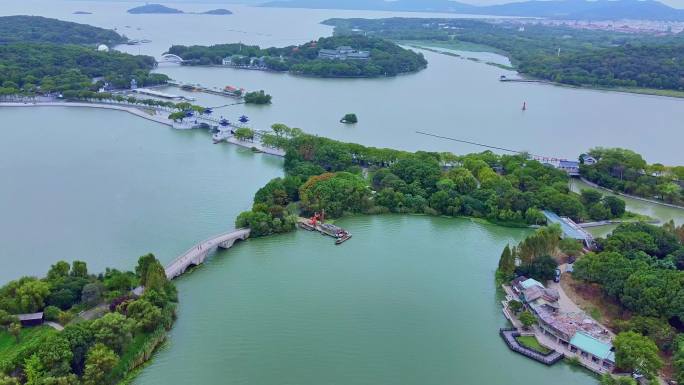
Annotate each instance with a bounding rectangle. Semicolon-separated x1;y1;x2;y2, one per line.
415;131;542;158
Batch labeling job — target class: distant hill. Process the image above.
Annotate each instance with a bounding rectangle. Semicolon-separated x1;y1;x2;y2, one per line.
261;0;684;21
202;8;233;15
0;16;124;45
127;4;184;14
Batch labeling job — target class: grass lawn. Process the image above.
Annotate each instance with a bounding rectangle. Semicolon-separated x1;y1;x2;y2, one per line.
0;326;56;365
515;335;552;355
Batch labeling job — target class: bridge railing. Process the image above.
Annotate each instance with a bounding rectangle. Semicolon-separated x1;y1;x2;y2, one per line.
165;228;249;272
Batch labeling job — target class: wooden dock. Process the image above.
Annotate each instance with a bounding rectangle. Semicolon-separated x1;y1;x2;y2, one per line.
499;328;564;365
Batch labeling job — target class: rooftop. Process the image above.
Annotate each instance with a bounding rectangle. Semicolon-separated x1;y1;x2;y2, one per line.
17;312;44;321
520;278;544;290
570;332;615;362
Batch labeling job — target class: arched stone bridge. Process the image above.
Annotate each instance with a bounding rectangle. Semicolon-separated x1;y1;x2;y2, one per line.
158;53;184;64
164;228;250;280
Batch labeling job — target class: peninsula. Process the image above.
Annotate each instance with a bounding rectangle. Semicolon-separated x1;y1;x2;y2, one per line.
324;17;684;97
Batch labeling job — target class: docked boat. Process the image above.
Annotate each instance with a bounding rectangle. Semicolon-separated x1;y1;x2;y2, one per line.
335;233;352;245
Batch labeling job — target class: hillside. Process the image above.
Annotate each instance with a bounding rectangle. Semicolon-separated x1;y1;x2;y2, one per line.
262;0;684;21
127;4;184;14
0;15;125;45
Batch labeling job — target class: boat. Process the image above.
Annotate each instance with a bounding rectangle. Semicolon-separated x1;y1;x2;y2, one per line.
335;233;352;245
522;101;527;111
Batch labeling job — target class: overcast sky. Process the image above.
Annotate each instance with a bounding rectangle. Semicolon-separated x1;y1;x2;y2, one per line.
456;0;683;8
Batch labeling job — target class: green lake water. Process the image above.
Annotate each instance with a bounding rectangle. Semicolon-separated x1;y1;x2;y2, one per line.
0;108;599;385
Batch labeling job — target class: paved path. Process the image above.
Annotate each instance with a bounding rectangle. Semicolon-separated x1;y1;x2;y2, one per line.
45;321;64;331
164;229;250;280
580;177;684;211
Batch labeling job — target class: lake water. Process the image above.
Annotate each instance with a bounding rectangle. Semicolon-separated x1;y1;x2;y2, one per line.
134;215;599;385
2;2;683;384
0;107;282;282
2;0;684;164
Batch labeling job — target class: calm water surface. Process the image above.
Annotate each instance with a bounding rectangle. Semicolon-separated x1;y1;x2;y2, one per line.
0;107;282;282
135;215;597;385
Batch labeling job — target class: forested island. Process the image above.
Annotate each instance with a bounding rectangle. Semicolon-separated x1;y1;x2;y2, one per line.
324;18;684;95
580;148;684;205
126;4;232;15
235;124;640;236
166;35;427;78
0;255;177;385
127;4;183;14
0;16;167;97
202;9;232;15
0;16;125;45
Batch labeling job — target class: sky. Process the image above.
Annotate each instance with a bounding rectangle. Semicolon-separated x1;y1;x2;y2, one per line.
455;0;684;7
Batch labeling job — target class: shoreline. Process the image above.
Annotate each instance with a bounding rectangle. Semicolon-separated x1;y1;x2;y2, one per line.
411;43;684;100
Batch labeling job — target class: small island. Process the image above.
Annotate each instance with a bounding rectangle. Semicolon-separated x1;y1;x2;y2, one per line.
202;9;232;15
127;4;184;14
244;90;272;105
340;113;358;124
166;35;427;78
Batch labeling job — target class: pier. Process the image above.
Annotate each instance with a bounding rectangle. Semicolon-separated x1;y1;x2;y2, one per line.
499;328;564;365
297;217;352;245
167;80;245;99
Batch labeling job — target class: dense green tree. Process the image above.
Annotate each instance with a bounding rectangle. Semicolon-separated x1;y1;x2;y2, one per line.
124;299;163;332
497;244;516;279
614;331;663;379
80;282;104;307
519;311;536;329
47;261;71;281
90;313;133;353
299;172;371;217
63;322;95;375
82;344;118;385
36;335;73;377
70;261;88;278
516;255;558;282
0;16;124;45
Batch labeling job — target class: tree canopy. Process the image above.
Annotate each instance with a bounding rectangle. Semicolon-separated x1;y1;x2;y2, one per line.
167;35;427;78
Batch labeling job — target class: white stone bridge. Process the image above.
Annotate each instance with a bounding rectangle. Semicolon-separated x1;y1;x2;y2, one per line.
164;228;250;280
